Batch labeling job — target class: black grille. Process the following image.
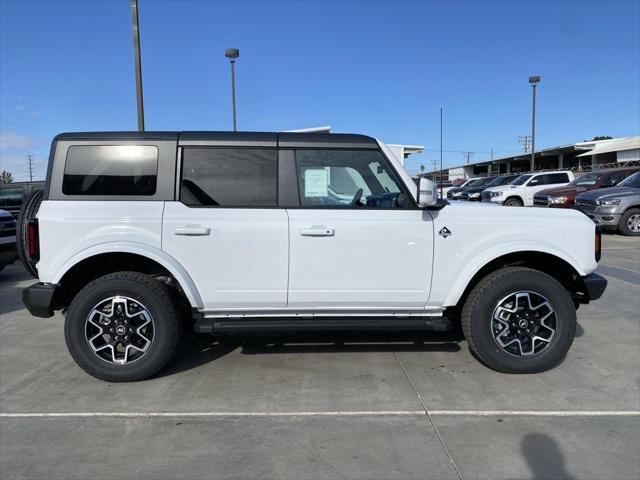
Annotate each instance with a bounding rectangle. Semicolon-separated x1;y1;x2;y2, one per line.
575;199;596;211
533;195;549;207
0;218;16;238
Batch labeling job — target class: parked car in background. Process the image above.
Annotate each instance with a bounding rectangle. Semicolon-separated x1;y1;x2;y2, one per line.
0;209;17;273
0;181;45;218
459;177;495;200
461;174;519;201
574;171;640;236
482;171;575;206
439;177;468;198
534;167;639;208
447;177;482;200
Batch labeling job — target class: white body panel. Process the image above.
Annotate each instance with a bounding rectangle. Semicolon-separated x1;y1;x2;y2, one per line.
287;209;433;308
428;204;597;308
37;201;163;282
162;202;288;310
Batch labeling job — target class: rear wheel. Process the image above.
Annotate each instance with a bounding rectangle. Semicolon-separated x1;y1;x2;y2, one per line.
461;267;576;373
618;208;640;236
503;197;523;207
64;272;181;382
16;189;43;277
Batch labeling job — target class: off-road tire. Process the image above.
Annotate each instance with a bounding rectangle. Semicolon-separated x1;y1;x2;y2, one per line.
64;272;181;382
503;197;523;207
16;189;44;277
618;208;640;236
461;267;576;374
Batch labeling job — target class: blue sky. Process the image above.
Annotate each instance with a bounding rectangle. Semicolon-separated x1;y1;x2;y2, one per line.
1;0;639;180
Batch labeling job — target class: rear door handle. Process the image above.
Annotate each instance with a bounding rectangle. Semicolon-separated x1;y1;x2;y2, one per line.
174;225;211;236
299;226;335;237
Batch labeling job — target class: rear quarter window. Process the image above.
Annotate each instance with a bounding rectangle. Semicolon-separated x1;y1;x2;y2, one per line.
62;145;158;196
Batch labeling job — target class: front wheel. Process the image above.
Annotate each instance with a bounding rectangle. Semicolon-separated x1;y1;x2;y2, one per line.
503;197;523;207
461;267;576;373
618;208;640;236
64;272;181;382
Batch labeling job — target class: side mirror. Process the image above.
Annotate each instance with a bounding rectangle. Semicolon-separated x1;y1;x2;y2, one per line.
528;179;539;186
418;177;438;207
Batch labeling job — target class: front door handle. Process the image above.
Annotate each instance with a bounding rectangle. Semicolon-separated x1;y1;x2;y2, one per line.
299;226;335;237
174;225;211;236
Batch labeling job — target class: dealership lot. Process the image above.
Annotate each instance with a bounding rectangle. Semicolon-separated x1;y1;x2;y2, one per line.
1;235;638;480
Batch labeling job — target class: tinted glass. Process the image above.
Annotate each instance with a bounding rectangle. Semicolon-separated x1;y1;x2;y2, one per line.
0;187;25;207
512;175;532;185
528;175;548;186
181;148;277;207
619;172;640;188
547;173;569;184
604;171;627;186
295;149;406;208
570;172;602;186
63;145;158;195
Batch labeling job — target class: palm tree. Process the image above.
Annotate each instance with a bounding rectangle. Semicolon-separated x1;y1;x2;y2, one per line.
0;170;14;184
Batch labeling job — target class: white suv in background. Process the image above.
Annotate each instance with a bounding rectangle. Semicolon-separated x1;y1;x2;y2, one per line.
482;171;575;207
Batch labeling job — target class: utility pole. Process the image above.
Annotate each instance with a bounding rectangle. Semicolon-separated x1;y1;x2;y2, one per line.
130;0;145;131
518;136;532;153
27;154;34;182
490;148;494;160
463;152;474;164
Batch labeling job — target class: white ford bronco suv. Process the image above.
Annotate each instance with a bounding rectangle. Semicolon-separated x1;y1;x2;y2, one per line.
482;170;575;206
22;132;606;382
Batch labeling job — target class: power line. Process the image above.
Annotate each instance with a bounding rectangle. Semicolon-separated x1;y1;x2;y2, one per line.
518;136;532;153
463;152;474;164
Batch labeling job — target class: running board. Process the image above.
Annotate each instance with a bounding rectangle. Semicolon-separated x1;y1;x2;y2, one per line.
194;317;452;334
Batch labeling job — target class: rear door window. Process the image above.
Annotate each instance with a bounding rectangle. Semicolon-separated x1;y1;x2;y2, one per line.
62;145;158;195
180;148;277;207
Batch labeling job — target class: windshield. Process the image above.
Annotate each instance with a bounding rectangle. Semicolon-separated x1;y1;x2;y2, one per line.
486;176;509;187
467;178;487;187
568;172;603;187
0;187;25;208
511;175;532;186
618;171;640;188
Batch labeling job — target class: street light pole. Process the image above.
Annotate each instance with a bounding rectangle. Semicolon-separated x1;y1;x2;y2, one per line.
529;75;540;172
130;0;145;132
225;48;239;131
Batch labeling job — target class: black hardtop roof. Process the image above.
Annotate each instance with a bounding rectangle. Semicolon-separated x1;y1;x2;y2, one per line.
53;131;378;148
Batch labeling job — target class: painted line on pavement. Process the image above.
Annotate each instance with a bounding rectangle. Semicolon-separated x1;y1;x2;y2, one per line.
1;410;639;418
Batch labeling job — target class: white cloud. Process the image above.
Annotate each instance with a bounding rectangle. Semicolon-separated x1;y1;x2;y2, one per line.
0;131;36;150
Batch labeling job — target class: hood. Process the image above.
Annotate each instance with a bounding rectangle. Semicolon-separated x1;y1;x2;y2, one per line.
484;185;513;193
463;186;488;194
537;185;591;197
575;186;640;202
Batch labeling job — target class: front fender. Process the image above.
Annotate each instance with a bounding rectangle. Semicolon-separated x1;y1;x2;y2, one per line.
441;242;587;307
52;241;204;309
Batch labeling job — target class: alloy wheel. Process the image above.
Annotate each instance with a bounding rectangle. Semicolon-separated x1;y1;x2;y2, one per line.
491;291;556;357
85;296;154;365
627;213;640;233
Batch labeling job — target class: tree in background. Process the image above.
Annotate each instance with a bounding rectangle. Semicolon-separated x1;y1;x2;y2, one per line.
0;170;14;184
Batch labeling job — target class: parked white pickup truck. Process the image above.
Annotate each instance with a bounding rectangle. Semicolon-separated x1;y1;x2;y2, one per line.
22;132;606;381
482;171;575;206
